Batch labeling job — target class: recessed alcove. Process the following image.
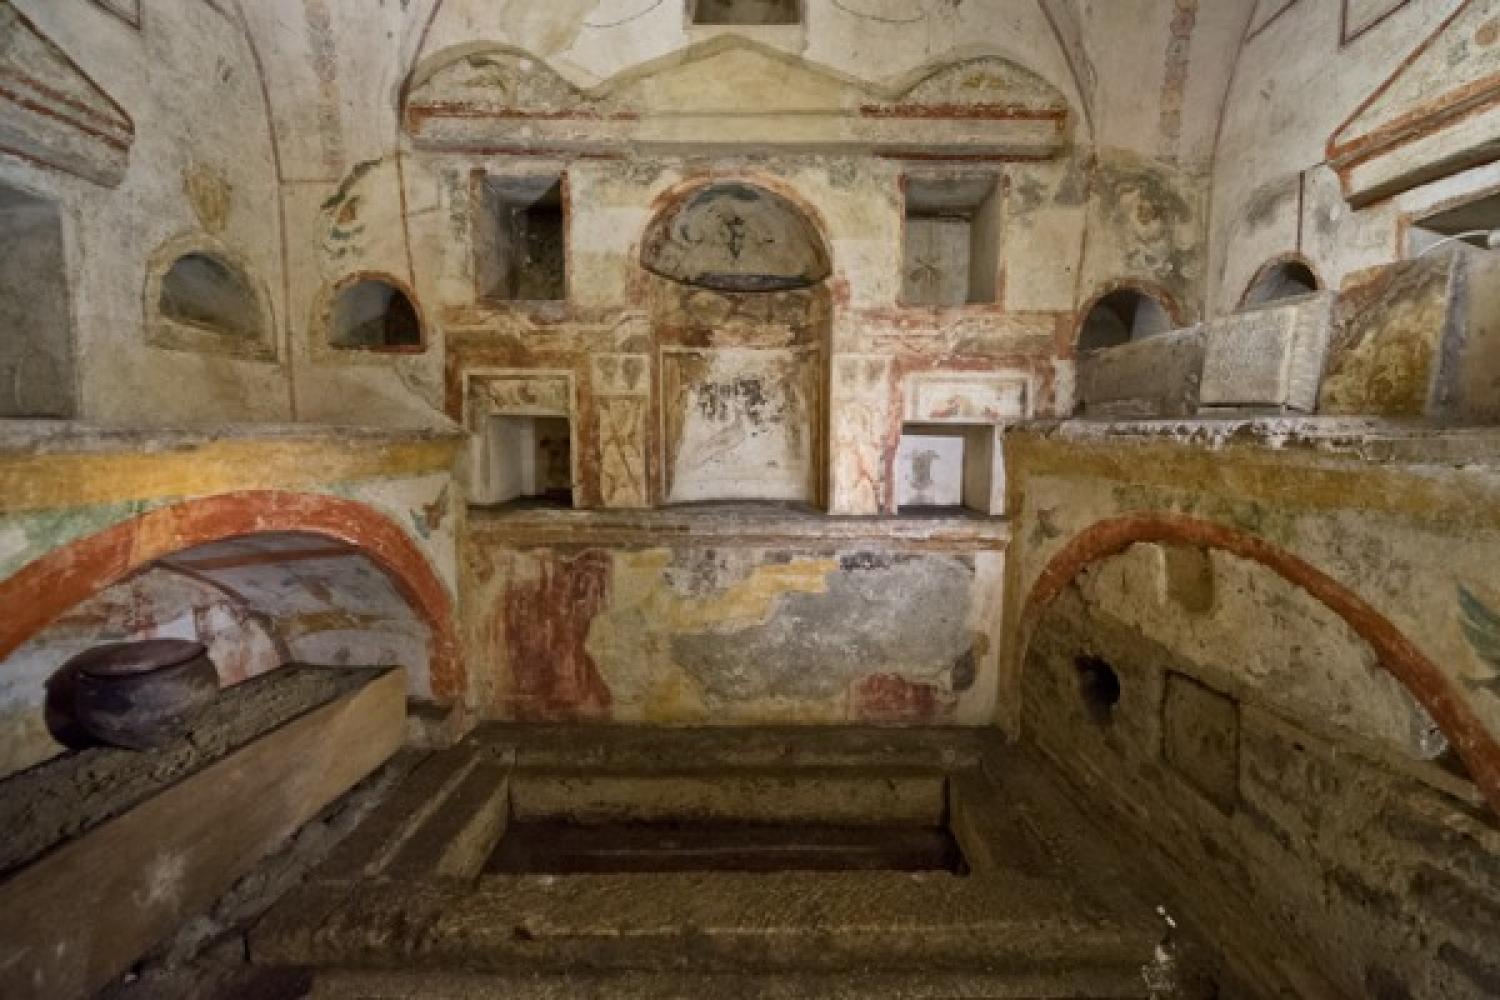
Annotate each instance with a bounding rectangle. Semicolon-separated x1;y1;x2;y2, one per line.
485;415;574;507
147;241;275;360
896;423;1001;515
328;277;423;351
1076;289;1175;353
0;181;74;417
159;253;264;339
476;173;568;303
690;0;801;25
643;181;831;507
901;176;1002;308
0;528;432;781
466;372;578;509
1242;259;1320;308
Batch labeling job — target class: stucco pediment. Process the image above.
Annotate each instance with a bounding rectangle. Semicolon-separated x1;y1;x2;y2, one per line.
405;38;1071;159
0;3;134;187
1328;1;1500;206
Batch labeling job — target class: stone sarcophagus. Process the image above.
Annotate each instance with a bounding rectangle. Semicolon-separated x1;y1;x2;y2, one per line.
1077;327;1206;419
1198;291;1334;414
1319;248;1500;424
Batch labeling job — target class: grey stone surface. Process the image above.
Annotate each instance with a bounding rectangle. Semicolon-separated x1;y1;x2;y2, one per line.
1198;292;1333;412
1162;672;1239;813
0;667;379;877
1078;327;1206;419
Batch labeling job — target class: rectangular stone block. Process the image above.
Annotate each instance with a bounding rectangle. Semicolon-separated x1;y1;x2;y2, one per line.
1199;292;1334;413
0;668;406;1000
1078;327;1205;419
1320;248;1500;424
1163;672;1239;815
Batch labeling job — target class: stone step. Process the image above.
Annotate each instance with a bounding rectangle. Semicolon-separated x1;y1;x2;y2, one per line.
307;967;1152;999
250;869;1158;977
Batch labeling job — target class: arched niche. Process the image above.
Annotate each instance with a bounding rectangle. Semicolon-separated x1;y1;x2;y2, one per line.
160;254;262;337
1076;287;1177;354
146;238;274;361
327;276;424;352
1241;258;1321;309
0;492;461;781
641;182;831;293
642;180;833;508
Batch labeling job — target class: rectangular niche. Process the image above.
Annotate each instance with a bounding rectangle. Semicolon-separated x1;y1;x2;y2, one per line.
1406;189;1500;256
690;0;801;25
896;424;1001;515
902;175;1002;308
486;415;574;507
475;173;568;303
468;372;577;508
0;182;75;418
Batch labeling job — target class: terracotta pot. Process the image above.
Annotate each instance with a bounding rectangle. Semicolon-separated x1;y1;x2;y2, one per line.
68;639;220;750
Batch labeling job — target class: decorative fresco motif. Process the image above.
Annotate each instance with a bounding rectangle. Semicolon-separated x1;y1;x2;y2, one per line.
663;350;818;504
1459;585;1500;697
643;183;831;292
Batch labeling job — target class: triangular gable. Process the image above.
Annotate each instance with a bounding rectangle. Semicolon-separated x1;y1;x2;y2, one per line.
604;38;863;114
0;2;134;186
1329;0;1500;205
405;37;1071;159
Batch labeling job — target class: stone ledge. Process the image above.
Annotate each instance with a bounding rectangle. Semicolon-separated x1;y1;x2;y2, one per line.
469;504;1011;550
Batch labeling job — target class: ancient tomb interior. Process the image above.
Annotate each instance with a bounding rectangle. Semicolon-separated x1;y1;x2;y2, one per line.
2;1;1500;998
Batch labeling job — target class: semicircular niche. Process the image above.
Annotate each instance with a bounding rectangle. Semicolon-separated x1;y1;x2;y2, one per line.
641;183;831;293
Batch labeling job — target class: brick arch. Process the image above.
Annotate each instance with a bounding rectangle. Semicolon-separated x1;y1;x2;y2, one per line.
0;491;461;701
1018;513;1500;815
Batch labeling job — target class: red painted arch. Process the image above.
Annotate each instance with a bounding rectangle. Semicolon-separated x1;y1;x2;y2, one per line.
1019;513;1500;815
0;491;461;701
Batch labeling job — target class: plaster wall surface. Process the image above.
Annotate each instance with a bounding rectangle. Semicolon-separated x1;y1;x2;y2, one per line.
465;508;1006;726
1005;418;1500;996
7;0;290;425
1207;0;1484;314
1002;422;1500;809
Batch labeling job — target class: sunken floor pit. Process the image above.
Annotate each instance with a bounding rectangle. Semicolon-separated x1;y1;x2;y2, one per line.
249;726;1170;999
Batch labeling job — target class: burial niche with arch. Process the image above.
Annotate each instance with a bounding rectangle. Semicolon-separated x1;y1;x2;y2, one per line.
146;239;275;361
642;182;832;507
1241;258;1321;309
1076;288;1176;354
